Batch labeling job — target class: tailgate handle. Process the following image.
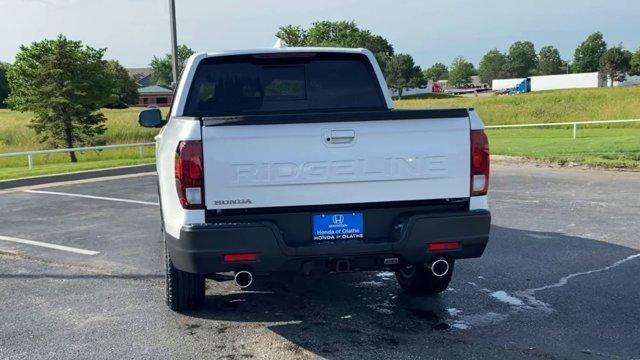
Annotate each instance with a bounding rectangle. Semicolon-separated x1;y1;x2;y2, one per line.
328;129;355;144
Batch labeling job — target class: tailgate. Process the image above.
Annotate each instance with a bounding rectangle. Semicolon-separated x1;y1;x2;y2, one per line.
202;115;470;210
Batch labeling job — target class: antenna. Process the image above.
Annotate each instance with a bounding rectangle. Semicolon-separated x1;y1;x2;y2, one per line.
168;0;179;88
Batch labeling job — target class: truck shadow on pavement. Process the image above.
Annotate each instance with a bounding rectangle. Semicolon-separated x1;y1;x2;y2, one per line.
183;225;640;359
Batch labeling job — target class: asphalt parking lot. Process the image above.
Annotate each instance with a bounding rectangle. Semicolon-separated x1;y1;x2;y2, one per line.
0;164;638;360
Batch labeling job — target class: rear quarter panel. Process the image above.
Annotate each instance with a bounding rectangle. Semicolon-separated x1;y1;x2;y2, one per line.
157;118;204;238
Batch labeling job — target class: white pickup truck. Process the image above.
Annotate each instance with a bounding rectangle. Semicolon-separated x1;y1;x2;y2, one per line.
139;47;491;311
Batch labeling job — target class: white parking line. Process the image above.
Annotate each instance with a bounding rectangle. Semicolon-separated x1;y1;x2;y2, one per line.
0;235;100;256
23;189;159;206
0;172;157;194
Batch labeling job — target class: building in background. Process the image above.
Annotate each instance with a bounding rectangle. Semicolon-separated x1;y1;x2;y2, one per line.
127;68;174;106
127;68;153;87
136;85;173;107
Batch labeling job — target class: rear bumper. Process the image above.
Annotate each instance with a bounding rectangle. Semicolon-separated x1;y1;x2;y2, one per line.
166;210;491;275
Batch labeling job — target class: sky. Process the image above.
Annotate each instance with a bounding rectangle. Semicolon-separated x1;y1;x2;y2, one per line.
2;0;639;69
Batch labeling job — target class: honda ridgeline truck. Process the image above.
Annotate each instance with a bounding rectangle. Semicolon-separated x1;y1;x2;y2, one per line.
139;47;491;311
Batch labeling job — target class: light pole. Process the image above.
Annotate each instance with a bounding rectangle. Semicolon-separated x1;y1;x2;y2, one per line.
168;0;179;88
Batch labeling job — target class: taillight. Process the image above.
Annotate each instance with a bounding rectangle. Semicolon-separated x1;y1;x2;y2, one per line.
470;130;490;196
175;140;204;209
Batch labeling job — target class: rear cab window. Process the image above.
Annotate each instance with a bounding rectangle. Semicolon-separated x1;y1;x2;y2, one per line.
183;52;387;117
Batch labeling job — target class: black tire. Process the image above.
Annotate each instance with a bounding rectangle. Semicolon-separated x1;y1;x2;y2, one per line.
395;260;454;295
165;241;205;312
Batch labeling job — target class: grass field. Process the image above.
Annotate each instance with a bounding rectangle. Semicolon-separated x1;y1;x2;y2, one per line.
0;107;163;180
1;87;639;180
395;86;640;125
488;127;640;168
396;87;640;169
0;157;155;181
0;107;161;153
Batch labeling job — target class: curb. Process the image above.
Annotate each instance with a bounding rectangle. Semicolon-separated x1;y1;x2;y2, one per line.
0;164;156;190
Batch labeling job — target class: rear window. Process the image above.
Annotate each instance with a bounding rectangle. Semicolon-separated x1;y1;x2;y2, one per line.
183;52;386;117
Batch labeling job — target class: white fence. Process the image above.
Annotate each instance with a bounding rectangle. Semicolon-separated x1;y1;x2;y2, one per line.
0;142;155;169
485;119;640;139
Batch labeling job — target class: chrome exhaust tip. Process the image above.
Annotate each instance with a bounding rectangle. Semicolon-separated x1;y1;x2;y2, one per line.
429;258;450;277
234;270;253;288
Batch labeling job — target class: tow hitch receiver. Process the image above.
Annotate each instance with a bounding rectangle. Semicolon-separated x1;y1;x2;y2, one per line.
334;259;351;272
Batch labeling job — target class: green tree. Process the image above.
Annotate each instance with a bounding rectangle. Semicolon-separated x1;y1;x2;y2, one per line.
0;62;9;108
384;53;425;98
504;41;537;77
629;48;640;76
305;21;393;55
276;21;394;69
573;32;607;72
536;46;564;75
478;48;506;84
7;35;113;162
448;56;475;87
105;60;139;108
150;44;195;86
599;46;631;86
423;62;448;81
275;25;308;46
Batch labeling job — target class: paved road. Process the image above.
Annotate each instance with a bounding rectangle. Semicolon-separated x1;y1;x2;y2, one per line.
0;164;638;360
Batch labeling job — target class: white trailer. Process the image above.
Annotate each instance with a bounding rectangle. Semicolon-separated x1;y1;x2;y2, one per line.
530;72;600;91
491;78;526;91
492;72;602;92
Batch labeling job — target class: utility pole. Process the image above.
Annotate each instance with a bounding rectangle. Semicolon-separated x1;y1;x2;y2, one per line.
168;0;179;88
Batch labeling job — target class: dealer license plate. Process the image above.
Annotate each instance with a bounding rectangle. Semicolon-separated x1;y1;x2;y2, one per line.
312;212;364;241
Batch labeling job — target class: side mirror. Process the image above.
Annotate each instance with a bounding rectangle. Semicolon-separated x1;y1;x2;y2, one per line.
138;108;165;128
